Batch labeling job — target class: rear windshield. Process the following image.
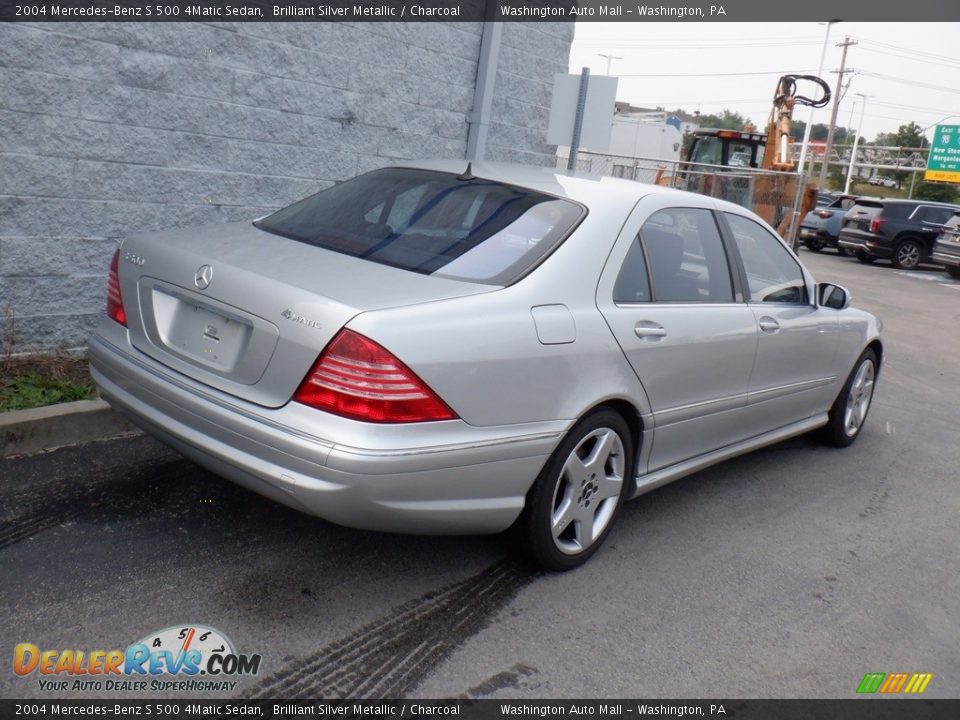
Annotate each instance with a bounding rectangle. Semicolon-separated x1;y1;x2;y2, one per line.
253;168;584;286
829;197;857;210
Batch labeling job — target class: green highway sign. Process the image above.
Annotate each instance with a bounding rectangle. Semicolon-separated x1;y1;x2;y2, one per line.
925;125;960;183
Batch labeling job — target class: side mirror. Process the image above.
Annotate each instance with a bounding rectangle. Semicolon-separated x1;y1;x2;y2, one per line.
818;283;851;310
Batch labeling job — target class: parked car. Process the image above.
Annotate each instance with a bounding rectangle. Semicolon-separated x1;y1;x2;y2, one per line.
799;194;858;254
838;198;960;269
815;191;839;207
931;211;960;280
89;161;883;570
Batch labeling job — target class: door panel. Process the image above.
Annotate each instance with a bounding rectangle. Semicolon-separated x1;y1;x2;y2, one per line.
742;304;839;433
601;305;759;470
721;211;841;431
597;199;759;473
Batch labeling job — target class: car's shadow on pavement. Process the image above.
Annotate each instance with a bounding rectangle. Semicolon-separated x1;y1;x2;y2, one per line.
0;434;507;569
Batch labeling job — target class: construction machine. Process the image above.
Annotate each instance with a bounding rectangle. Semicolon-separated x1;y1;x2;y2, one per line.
679;75;831;239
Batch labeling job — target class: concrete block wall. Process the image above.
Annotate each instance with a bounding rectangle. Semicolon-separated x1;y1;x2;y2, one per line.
0;21;573;351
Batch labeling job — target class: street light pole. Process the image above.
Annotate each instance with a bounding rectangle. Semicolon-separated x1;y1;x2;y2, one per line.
797;20;838;176
844;94;868;194
597;53;622;75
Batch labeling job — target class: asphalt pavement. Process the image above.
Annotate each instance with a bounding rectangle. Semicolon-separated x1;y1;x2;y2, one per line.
2;249;958;700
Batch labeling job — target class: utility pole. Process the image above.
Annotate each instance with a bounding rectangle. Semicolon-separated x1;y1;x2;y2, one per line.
818;36;857;188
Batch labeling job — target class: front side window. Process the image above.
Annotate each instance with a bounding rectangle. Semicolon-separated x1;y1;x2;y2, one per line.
641;208;734;303
254;168;584;286
725;213;808;304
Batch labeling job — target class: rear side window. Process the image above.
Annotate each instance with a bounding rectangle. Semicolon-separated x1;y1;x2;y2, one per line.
613;237;651;304
725;213;808;304
914;206;957;224
641;208;734;303
254;168;584;286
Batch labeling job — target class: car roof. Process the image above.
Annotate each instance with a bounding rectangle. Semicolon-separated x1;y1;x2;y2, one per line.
859;198;960;208
392;159;745;216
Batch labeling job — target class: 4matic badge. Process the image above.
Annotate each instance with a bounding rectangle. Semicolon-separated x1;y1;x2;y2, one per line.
280;308;322;329
13;624;262;693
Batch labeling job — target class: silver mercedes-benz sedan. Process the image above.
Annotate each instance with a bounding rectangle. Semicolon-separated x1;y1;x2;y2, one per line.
90;160;882;570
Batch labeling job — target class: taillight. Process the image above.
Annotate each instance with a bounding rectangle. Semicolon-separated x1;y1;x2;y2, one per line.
816;210;833;219
107;250;127;327
293;329;457;423
869;217;886;233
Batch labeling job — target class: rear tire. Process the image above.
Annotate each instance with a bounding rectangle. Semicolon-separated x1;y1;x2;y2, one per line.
837;246;850;257
517;409;633;571
856;251;876;264
892;239;923;270
820;349;878;448
945;265;960;280
804;238;826;252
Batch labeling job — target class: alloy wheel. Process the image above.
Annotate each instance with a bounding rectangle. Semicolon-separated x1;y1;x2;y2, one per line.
550;428;625;555
844;358;876;437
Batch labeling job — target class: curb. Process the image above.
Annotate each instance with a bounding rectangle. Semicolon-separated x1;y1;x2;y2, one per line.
0;398;140;458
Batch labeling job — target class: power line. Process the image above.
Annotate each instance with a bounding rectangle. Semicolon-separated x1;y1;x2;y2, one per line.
852;37;960;66
856;45;960;71
856;71;960;96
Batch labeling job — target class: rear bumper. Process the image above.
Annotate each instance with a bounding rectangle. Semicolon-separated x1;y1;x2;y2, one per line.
88;329;563;535
931;249;960;268
800;226;838;244
838;236;892;259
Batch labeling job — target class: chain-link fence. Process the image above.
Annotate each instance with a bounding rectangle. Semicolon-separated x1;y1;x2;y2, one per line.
556;151;806;243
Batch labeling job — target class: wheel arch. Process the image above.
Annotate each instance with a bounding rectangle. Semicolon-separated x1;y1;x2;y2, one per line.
867;338;883;372
895;233;929;252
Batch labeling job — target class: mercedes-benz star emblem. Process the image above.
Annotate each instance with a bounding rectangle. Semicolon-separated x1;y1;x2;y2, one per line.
194;264;213;290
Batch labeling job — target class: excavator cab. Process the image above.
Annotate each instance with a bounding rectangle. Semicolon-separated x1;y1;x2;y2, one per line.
687;129;767;169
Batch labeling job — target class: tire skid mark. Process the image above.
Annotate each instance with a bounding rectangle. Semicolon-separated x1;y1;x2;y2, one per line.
0;515;59;550
254;563;510;697
256;563;515;699
247;560;536;699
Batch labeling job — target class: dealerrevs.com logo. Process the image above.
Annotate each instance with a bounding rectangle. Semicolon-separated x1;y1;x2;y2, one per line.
13;625;262;693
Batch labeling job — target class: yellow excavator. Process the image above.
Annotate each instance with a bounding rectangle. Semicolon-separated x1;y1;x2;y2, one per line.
679;75;831;239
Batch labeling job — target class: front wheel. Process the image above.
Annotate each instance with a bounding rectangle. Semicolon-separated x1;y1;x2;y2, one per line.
821;349;878;448
892;239;923;270
517;409;633;571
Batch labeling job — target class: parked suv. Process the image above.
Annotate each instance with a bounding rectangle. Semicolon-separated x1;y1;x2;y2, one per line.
931;212;960;279
838;199;960;270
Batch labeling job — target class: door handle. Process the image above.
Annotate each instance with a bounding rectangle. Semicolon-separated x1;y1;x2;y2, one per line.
759;316;780;334
634;321;667;340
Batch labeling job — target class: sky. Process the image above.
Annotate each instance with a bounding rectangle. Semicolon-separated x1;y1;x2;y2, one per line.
568;22;960;144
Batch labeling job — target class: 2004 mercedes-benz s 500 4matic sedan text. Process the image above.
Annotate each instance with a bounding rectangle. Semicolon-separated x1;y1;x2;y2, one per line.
90;161;883;570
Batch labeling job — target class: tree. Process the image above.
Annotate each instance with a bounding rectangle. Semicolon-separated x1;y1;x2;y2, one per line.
875;123;929;149
914;182;958;203
874;123;930;189
697;109;752;130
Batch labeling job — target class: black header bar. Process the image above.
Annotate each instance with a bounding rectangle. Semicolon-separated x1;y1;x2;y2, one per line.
2;699;960;719
2;0;959;22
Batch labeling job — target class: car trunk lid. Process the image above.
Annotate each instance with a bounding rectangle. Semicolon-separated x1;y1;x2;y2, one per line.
118;221;491;408
843;201;883;233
